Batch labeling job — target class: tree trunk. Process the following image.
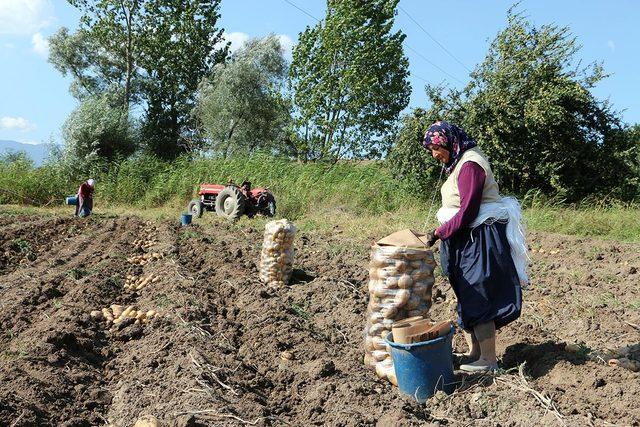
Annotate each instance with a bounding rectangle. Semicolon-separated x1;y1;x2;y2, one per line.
120;0;138;111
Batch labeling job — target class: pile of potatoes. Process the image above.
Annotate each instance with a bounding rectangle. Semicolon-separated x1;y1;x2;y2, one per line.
259;219;296;287
124;274;159;291
127;252;163;265
142;222;157;232
363;245;435;385
133;238;159;250
91;304;159;326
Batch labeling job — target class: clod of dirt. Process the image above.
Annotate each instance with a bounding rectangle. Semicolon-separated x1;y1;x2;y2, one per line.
565;343;582;353
308;359;336;379
114;316;135;330
469;391;488;419
114;323;143;341
88;389;112;405
133;415;159;427
173;415;198;427
280;350;295;361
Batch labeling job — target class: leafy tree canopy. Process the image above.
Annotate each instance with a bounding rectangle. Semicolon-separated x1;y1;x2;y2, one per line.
391;7;637;201
194;35;290;158
290;0;410;161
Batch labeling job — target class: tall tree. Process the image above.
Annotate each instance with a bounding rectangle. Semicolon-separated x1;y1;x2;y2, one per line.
390;7;634;201
463;9;623;199
62;91;137;173
49;27;131;102
50;0;228;160
194;35;290;157
52;0;142;108
289;0;410;160
387;86;465;194
603;124;640;200
137;0;228;159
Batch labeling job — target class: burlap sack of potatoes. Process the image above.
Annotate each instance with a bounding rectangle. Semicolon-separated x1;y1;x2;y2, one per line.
259;219;297;287
363;229;436;386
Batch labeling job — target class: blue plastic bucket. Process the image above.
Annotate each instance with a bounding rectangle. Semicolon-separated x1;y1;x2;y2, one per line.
66;195;78;206
180;213;192;226
385;325;455;402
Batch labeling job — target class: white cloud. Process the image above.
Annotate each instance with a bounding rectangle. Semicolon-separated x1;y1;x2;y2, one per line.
19;140;42;145
0;0;54;36
607;40;615;53
0;116;36;132
32;32;49;56
224;32;250;54
217;32;295;56
277;34;295;57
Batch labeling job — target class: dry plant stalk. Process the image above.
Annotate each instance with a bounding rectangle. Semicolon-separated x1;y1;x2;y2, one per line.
495;363;565;425
189;351;238;396
174;409;261;425
178;315;213;338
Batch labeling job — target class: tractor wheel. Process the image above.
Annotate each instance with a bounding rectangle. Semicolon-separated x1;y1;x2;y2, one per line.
265;197;276;217
214;186;246;219
188;199;203;218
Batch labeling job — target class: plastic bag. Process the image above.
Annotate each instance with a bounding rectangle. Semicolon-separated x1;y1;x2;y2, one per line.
259;219;296;286
363;244;436;384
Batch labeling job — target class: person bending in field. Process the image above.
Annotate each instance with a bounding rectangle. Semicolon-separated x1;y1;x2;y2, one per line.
423;121;529;372
76;179;95;218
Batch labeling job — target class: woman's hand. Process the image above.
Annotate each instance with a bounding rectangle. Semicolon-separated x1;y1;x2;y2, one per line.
426;230;440;247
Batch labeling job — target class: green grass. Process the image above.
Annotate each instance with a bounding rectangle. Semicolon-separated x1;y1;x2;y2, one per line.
0;153;420;218
524;204;640;242
1;153;639;242
68;267;90;280
291;304;311;320
102;154;418;219
10;238;35;260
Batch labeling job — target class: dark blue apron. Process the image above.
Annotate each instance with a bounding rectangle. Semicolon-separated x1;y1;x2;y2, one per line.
440;221;522;330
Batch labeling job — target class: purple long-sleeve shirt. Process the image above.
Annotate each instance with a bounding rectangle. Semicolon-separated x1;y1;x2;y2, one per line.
435;162;486;240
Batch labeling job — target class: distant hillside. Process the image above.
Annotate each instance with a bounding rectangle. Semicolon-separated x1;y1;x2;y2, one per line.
0;140;53;166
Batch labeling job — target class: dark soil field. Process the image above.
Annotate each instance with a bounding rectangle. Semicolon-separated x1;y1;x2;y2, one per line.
0;212;638;426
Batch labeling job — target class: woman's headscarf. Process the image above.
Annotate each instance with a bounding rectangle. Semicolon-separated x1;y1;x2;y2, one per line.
423;121;477;174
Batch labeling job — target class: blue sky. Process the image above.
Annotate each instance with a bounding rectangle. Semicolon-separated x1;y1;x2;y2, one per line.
1;0;638;147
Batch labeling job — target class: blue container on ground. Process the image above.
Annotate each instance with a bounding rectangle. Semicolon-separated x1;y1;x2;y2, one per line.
180;213;192;226
66;195;78;206
385;325;455;402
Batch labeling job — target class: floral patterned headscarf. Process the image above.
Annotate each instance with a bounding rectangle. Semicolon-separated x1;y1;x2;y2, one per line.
423;120;477;174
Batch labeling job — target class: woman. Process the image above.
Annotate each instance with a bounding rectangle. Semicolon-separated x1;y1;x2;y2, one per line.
423;121;528;372
76;179;95;218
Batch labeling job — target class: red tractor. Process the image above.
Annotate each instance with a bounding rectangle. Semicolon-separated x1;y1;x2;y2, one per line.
188;181;276;220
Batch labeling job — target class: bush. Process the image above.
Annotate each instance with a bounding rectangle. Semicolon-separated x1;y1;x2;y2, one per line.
390;9;638;202
63;91;137;174
0;153;421;217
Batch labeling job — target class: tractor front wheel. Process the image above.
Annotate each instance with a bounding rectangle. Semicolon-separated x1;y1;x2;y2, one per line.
188;199;203;218
214;186;246;219
265;198;276;217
